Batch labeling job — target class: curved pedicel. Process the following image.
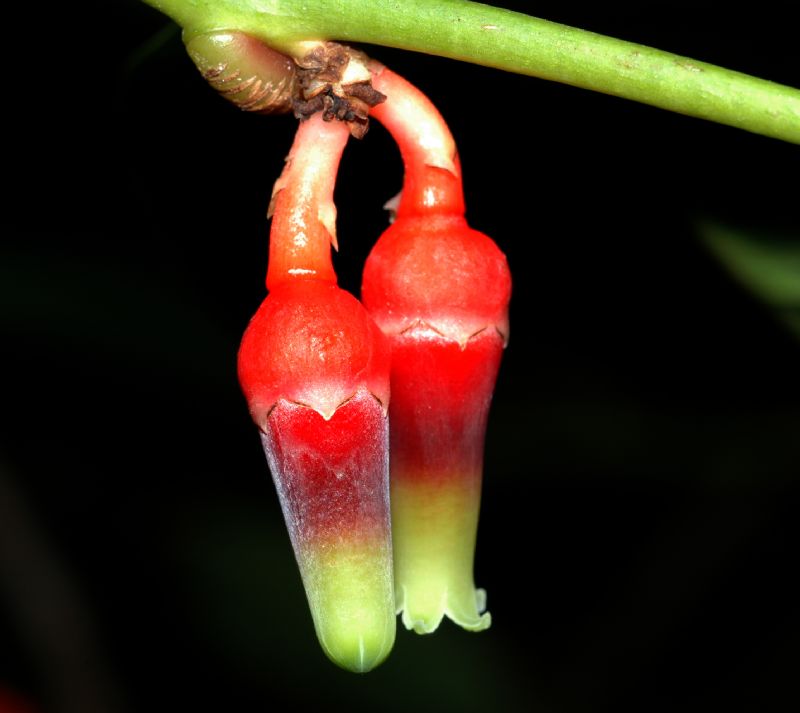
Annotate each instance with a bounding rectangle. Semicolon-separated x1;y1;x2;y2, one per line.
237;115;394;671
363;66;511;634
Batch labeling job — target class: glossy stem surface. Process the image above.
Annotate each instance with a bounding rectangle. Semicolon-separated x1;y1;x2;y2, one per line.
266;114;349;290
370;66;464;217
145;0;800;144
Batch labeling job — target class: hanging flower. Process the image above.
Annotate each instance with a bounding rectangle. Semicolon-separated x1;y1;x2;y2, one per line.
363;65;511;634
238;114;395;672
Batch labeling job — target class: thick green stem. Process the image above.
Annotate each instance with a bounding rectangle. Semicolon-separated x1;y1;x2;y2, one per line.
143;0;800;144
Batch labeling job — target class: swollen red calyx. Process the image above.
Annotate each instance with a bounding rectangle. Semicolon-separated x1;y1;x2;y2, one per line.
362;66;511;634
237;114;394;672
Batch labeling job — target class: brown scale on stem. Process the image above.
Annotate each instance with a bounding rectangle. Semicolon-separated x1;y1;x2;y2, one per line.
186;33;384;137
294;42;386;138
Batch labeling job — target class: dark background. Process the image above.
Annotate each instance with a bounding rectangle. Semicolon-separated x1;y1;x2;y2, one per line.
2;2;798;712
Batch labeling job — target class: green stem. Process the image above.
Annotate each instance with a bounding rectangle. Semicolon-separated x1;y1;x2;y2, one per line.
144;0;800;144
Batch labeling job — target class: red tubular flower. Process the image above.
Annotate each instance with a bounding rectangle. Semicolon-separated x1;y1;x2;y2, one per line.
362;66;511;633
237;114;395;672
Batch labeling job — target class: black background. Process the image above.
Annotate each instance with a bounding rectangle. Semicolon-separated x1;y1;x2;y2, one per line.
2;2;798;712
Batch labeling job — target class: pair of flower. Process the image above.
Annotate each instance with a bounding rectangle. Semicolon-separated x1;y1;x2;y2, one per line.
237;65;511;672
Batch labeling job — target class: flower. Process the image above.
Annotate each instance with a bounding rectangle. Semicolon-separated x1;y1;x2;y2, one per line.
363;66;511;633
237;114;394;671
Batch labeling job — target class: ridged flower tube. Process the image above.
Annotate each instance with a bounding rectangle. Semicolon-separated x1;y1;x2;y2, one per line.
237;113;395;672
362;66;511;634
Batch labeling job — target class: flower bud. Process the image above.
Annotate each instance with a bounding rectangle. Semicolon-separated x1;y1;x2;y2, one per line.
238;115;394;670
